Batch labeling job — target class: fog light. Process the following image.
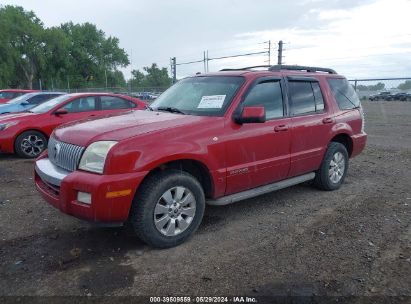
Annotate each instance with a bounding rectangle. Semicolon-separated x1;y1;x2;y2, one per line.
77;192;92;205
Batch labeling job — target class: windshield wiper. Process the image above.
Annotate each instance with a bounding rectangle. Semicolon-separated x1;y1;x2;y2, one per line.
156;106;186;115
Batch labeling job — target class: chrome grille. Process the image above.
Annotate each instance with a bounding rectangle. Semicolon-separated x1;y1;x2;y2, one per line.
48;137;85;172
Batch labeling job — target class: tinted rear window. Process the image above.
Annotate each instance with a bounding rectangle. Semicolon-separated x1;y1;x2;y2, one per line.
328;78;360;110
288;81;324;115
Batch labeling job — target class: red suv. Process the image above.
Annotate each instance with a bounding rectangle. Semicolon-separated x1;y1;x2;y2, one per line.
0;93;146;158
35;65;367;248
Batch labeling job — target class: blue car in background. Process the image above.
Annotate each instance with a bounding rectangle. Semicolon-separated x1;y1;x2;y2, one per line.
0;92;65;114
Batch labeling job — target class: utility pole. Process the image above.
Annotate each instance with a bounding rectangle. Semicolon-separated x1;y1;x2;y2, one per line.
104;69;108;89
278;40;283;65
203;51;207;73
130;48;133;93
206;50;209;72
268;40;271;66
170;57;177;84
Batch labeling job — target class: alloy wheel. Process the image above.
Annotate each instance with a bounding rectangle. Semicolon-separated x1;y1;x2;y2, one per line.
20;135;45;157
153;186;197;236
329;151;345;184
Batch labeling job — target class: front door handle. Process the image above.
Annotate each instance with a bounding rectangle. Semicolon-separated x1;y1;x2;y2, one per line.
322;117;334;124
274;125;289;132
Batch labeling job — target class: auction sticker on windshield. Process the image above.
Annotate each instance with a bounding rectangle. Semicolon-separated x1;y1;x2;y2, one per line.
197;95;226;108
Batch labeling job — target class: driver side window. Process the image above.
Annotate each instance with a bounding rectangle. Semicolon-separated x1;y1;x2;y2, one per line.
63;97;96;113
243;80;284;119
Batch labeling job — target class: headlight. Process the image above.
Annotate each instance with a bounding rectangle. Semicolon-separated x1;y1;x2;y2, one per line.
78;141;117;174
0;121;19;131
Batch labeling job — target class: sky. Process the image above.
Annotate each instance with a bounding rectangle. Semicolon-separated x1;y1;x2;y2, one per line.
2;0;411;79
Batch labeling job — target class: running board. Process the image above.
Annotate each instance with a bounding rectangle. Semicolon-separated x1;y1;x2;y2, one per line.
207;172;316;206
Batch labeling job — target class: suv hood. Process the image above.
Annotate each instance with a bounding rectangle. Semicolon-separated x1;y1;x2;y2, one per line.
54;110;211;146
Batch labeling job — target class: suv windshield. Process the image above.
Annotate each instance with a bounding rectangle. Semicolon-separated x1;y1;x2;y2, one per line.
150;76;244;116
30;95;72;113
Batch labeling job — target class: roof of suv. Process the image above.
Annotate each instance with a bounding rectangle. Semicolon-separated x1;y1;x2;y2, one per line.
199;65;343;79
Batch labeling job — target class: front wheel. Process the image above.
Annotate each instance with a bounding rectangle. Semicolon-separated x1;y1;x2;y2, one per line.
15;130;47;158
314;142;349;191
130;170;205;248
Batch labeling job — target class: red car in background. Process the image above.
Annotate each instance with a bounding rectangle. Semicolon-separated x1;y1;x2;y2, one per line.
0;93;147;158
0;89;38;103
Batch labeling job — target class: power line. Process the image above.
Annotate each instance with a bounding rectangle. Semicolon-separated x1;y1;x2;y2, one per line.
208;51;268;61
171;41;276;78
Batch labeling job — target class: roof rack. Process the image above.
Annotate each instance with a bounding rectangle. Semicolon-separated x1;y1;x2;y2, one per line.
269;65;337;74
220;65;272;71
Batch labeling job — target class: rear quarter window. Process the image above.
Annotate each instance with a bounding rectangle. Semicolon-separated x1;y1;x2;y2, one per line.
328;78;360;110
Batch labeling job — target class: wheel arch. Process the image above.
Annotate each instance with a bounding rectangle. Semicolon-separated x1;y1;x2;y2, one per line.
138;159;214;199
330;133;353;157
13;129;49;153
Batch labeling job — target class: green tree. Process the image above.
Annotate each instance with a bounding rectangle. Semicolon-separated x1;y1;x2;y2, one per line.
131;69;145;85
0;5;129;89
398;80;411;90
357;82;385;91
0;5;45;88
129;64;171;89
41;27;70;89
60;22;129;88
143;63;172;87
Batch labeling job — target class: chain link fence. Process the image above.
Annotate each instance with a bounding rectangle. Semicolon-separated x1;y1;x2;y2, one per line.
48;86;169;101
349;78;411;101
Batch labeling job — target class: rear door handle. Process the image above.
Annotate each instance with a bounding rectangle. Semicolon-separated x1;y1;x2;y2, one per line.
274;125;289;132
322;117;334;124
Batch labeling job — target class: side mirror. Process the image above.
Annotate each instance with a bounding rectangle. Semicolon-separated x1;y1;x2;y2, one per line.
54;108;68;116
234;106;266;124
20;101;30;106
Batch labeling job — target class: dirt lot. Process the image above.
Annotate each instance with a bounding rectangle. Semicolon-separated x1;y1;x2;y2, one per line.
0;101;410;299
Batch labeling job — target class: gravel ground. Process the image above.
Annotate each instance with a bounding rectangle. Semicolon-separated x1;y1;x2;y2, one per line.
0;101;410;300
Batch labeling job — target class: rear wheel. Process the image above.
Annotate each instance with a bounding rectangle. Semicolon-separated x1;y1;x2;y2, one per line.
15;130;47;158
314;142;349;191
130;170;205;248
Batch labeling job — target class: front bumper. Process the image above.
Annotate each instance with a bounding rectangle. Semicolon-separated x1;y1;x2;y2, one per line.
0;132;15;154
35;157;148;222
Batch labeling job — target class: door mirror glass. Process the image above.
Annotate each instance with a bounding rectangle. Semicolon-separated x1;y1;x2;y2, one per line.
54;108;68;115
235;106;266;124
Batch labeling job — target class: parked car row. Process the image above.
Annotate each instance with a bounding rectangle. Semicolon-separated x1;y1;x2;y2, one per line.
132;91;161;101
0;92;147;158
369;91;411;101
0;92;65;114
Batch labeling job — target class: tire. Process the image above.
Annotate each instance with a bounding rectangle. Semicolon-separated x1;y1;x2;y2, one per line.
14;130;47;159
314;142;349;191
130;170;205;248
